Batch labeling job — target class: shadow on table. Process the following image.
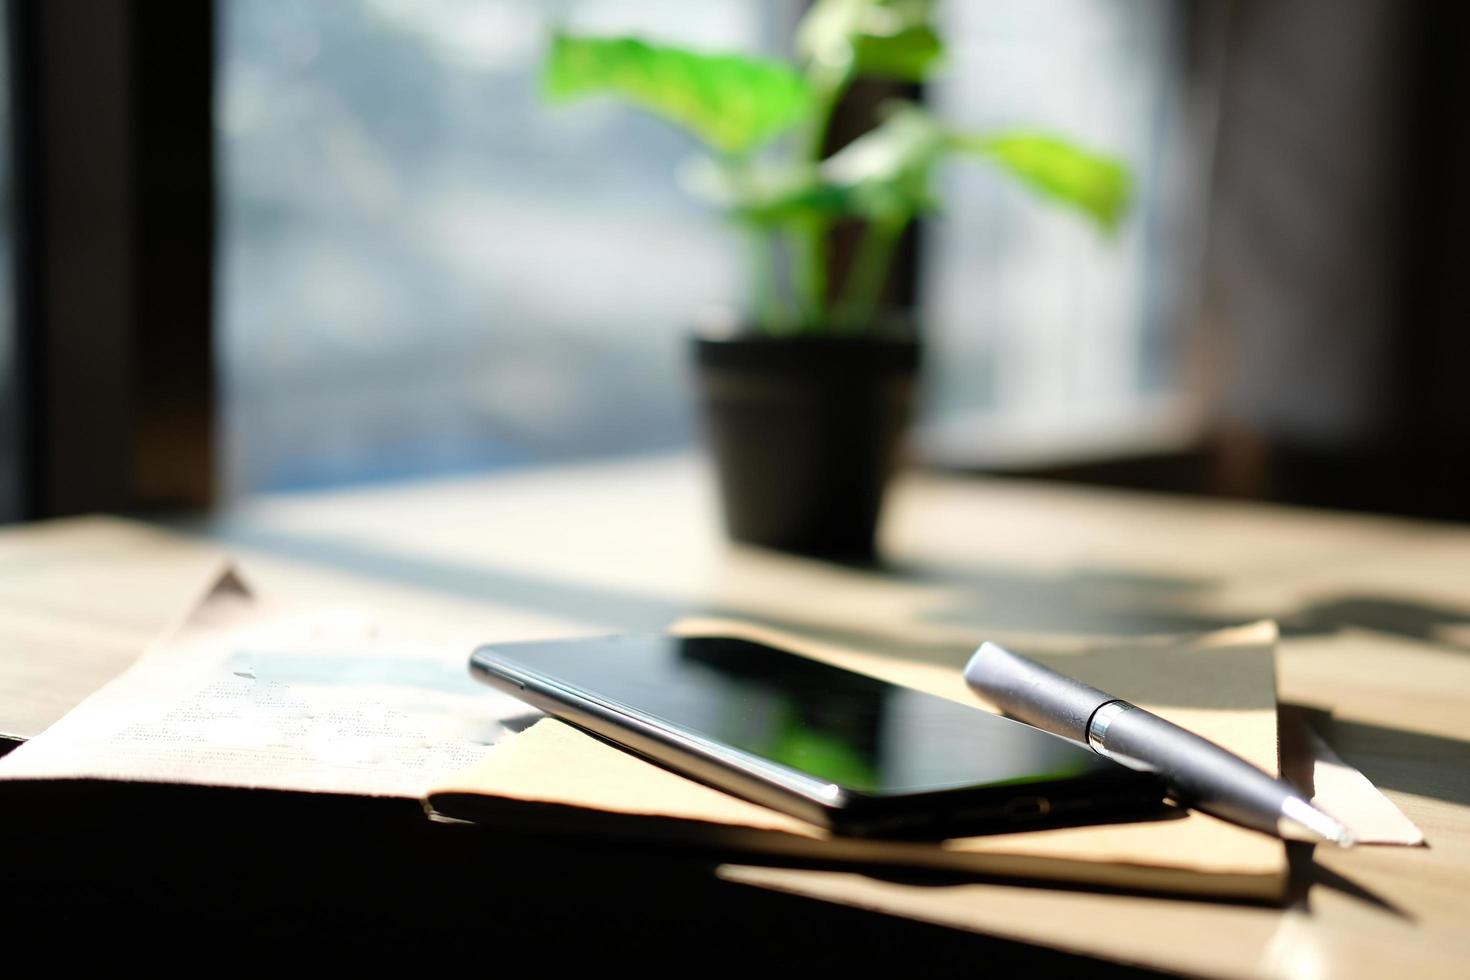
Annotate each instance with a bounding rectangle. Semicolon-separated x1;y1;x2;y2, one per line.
735;840;1411;919
1287;842;1415;920
10;782;1164;973
1313;715;1470;809
197;517;1470;654
879;559;1470;657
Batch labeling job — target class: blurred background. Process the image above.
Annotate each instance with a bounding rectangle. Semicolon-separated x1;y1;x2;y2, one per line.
1;0;1466;523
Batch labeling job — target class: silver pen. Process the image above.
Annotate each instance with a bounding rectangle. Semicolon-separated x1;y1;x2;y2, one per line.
963;641;1355;847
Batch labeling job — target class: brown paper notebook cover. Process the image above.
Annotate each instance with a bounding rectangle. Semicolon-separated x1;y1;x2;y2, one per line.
427;618;1289;900
0;517;228;746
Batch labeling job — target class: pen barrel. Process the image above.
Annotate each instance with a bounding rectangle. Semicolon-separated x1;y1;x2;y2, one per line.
1098;708;1297;837
963;642;1114;743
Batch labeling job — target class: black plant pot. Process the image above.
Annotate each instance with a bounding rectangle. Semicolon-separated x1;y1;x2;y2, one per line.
693;331;921;559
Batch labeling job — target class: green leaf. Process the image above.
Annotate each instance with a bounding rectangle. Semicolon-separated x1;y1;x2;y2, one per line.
680;158;854;224
952;131;1131;232
690;104;944;226
686;108;1133;238
799;0;943;82
853;23;942;81
822;103;946;218
543;33;813;155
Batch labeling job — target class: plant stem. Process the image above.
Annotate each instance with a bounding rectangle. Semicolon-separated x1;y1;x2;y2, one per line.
746;223;789;333
793;67;847;331
794;217;829;330
835;215;906;333
722;152;788;334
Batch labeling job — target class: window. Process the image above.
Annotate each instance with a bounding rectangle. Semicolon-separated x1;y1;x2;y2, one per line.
921;0;1199;463
218;0;791;493
219;0;1200;493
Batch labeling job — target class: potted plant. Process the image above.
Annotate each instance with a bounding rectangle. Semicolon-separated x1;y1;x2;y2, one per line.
542;0;1129;558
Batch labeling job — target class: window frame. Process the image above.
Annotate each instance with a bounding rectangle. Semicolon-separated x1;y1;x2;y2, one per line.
7;0;216;519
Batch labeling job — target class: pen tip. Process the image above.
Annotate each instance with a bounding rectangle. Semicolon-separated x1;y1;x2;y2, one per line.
1281;795;1357;847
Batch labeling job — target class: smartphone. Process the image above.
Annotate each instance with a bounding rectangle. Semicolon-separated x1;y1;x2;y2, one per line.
470;634;1165;839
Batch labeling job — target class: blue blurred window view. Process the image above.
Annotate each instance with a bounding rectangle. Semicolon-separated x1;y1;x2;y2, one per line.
218;0;1189;494
922;0;1199;463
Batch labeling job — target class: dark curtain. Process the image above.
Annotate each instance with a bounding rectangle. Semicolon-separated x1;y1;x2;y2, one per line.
1202;0;1470;518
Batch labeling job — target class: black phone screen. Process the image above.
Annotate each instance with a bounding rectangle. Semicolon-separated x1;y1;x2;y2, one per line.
473;634;1131;798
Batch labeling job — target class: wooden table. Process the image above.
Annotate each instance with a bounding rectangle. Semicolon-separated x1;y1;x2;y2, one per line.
4;454;1468;975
